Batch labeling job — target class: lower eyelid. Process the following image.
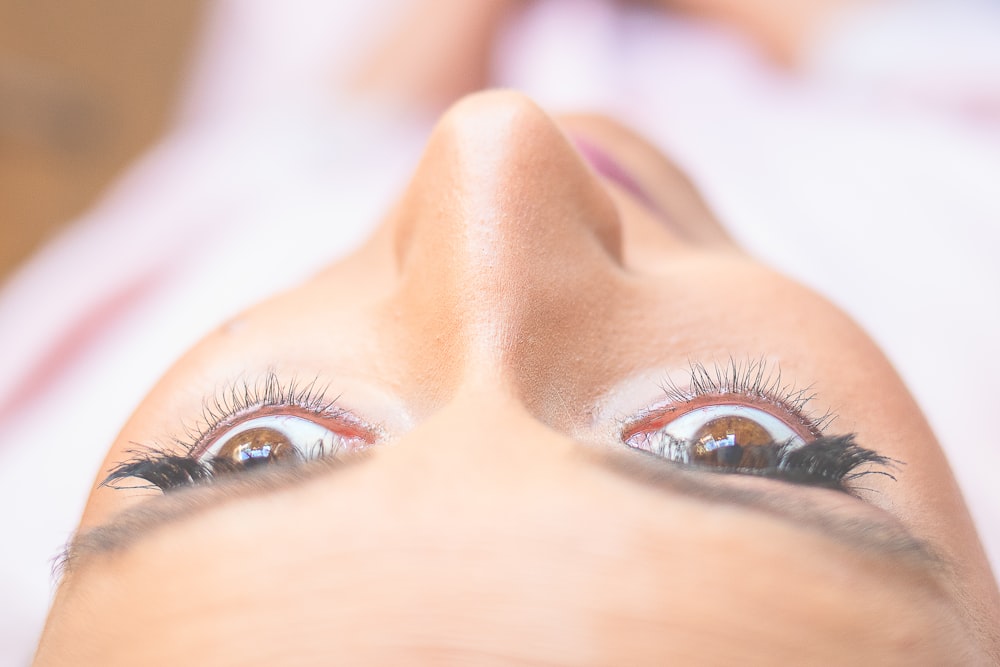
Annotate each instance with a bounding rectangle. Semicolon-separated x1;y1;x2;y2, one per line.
647;404;807;450
650;360;836;436
179;373;381;457
201;416;346;463
193;412;372;460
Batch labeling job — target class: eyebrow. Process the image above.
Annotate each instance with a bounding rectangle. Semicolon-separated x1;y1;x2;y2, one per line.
61;447;941;578
593;449;941;567
60;456;363;575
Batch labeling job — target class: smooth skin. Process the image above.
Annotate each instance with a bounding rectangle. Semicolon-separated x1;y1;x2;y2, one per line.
35;91;999;665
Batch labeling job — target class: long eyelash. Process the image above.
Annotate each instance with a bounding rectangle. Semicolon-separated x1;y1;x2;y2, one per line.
188;372;343;456
102;371;343;492
103;451;213;492
101;449;319;493
646;432;898;491
659;357;835;435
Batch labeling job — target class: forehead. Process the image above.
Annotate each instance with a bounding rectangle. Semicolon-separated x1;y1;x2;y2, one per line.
58;452;960;665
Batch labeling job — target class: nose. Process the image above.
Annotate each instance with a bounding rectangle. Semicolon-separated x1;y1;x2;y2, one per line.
394;91;624;268
385;91;627;398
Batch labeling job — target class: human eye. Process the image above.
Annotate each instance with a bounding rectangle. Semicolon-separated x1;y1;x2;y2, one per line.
621;359;896;492
102;373;378;493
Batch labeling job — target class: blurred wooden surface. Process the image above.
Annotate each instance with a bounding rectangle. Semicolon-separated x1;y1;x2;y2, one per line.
0;0;205;281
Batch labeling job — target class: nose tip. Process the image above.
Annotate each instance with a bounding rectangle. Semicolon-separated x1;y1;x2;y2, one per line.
383;90;627;402
393;90;623;269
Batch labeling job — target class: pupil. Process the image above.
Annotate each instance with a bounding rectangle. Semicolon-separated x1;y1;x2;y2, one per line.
216;427;298;470
690;415;774;468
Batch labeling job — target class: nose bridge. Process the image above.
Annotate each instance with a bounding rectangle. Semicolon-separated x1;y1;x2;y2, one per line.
388;91;625;388
379;384;580;491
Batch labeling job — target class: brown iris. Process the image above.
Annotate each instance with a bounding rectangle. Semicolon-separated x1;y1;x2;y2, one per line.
690;415;776;469
212;427;300;474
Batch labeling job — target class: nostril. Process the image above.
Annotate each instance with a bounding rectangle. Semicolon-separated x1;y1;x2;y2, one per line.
571;134;656;212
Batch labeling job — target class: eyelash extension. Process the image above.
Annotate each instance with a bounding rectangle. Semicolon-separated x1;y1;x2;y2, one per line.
102;448;323;493
103;435;897;494
102;371;344;492
103;451;214;492
658;357;836;436
646;432;898;491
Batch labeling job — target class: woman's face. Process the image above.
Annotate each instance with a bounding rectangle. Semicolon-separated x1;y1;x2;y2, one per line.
37;91;999;664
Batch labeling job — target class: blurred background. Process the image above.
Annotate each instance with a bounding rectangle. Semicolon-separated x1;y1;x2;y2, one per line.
0;0;203;280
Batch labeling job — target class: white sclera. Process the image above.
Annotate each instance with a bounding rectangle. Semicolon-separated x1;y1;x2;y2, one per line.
661;404;806;448
199;415;357;462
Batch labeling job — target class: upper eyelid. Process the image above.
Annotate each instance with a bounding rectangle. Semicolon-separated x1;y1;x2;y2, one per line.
79;446;930;575
75;453;375;570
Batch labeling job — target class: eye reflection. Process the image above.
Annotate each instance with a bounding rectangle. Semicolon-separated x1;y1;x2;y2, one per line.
626;404;809;472
690;414;785;467
212;427;300;472
200;415;364;476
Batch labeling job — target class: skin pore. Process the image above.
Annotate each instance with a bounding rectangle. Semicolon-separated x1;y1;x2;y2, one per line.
34;91;1000;665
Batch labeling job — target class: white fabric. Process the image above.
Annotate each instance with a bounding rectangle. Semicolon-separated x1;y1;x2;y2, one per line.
2;0;998;662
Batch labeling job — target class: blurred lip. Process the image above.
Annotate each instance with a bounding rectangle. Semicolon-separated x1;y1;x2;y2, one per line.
570;134;660;213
